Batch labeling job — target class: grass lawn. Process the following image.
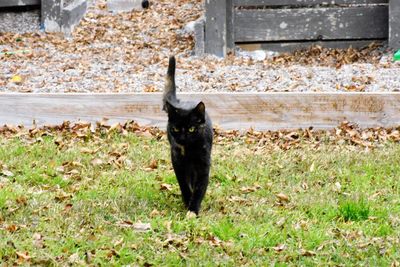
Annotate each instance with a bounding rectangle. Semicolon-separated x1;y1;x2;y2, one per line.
1;122;400;266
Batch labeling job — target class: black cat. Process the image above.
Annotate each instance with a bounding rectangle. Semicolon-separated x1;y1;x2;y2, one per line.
163;56;213;215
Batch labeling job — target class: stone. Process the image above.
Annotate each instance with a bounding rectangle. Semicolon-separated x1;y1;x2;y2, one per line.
107;0;144;13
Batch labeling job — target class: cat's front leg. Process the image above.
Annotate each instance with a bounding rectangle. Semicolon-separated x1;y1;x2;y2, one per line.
171;159;192;207
188;169;209;215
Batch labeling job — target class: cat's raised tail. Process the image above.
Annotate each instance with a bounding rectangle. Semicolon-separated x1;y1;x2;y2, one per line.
163;56;178;111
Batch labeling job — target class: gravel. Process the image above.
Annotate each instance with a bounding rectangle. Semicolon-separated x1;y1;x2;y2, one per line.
1;0;400;93
0;9;40;34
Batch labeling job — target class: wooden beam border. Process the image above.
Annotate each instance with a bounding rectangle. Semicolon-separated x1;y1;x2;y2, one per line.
0;92;399;130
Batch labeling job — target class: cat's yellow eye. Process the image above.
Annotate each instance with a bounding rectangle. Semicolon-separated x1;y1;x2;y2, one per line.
172;126;179;132
188;127;196;133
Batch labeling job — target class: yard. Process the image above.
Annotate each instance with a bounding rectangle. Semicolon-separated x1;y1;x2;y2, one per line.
1;122;400;265
1;0;400;265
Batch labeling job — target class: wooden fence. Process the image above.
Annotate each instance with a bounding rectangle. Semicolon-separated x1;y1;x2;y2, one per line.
203;0;400;57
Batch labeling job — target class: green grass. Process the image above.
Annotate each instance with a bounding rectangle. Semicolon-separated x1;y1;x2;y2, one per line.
338;196;370;222
1;131;400;265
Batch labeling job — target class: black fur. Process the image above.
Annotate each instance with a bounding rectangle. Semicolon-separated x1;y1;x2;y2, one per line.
163;56;213;215
141;0;149;9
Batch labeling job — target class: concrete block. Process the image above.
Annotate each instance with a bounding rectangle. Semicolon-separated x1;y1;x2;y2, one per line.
61;0;87;34
194;18;205;56
41;0;63;32
107;0;144;13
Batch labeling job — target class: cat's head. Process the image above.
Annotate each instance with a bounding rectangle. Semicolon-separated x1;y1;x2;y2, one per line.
165;101;206;144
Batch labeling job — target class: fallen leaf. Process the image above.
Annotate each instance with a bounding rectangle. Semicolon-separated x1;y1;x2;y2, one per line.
1;170;14;177
10;75;23;84
133;222;151;232
90;158;103;166
309;162;315;172
273;244;286;253
150;209;160;217
240;184;261;193
300;249;316;257
16;251;31;263
276;193;289;202
117;220;151;232
160;183;173;191
7;224;18;232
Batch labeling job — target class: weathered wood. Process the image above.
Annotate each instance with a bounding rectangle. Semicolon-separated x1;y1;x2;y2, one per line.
234;0;388;6
194;19;205;56
389;0;400;49
234;6;388;42
1;93;400;131
0;0;40;7
226;0;235;52
238;40;382;52
205;0;229;57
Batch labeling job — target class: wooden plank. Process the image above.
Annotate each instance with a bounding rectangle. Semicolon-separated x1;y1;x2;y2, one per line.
226;0;235;52
0;0;40;7
0;93;400;131
237;40;383;52
205;0;228;57
234;6;388;42
234;0;388;6
389;0;400;49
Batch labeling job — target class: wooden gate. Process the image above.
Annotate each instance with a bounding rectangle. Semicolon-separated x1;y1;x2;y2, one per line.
203;0;400;57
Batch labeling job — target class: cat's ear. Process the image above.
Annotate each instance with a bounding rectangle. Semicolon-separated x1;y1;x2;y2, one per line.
165;101;176;113
165;101;179;119
193;101;206;123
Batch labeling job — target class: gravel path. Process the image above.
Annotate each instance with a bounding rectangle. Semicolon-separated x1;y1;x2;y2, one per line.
1;0;400;93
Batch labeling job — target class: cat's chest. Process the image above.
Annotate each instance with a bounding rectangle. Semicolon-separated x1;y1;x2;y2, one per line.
171;143;207;159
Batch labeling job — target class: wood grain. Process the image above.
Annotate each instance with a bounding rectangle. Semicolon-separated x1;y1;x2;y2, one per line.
389;0;400;48
1;93;400;131
234;0;388;6
205;0;228;57
234;6;388;42
237;40;381;52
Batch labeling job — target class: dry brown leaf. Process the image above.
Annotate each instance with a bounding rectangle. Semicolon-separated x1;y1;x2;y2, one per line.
300;249;317;257
1;170;14;177
16;251;31;262
160;183;173;191
90;158;103;166
273;244;286;253
276;193;289;202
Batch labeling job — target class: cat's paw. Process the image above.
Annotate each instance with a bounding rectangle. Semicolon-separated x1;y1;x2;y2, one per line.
186;211;197;219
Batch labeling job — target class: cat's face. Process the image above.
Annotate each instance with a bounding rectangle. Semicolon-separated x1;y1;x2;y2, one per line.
166;101;206;145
